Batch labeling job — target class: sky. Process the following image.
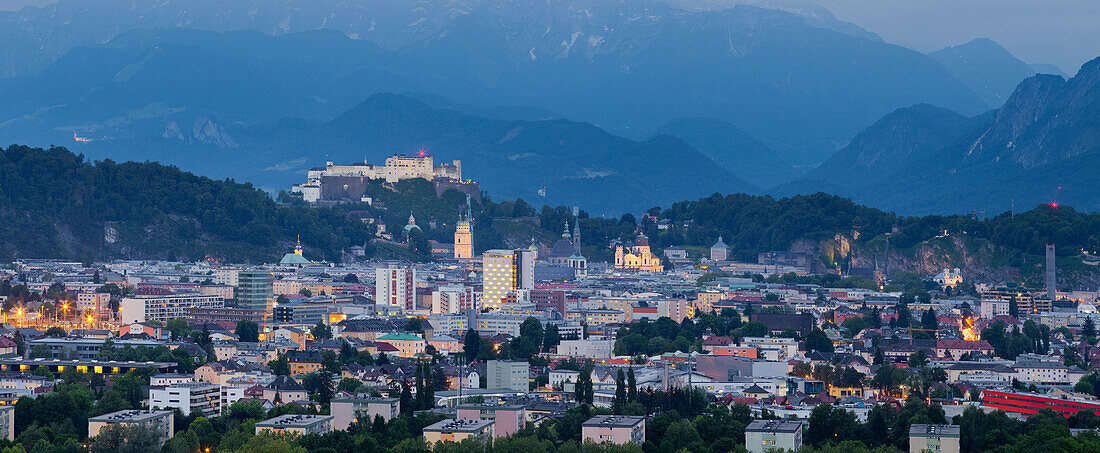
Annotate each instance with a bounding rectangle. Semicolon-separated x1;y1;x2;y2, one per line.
1;0;1097;73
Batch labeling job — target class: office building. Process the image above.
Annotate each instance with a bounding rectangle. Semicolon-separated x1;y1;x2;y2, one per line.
487;360;529;392
331;398;401;430
149;382;221;417
236;269;274;314
119;293;224;324
255;414;334;435
745;420;803;453
423;418;495;445
482;250;534;309
88;410;174;444
376;266;416;311
581;415;645;445
909;424;960;453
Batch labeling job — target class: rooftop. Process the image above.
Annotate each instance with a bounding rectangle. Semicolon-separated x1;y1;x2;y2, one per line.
909;424;960;438
745;420;803;433
89;410;173;423
423;418;496;433
256;414;334;428
582;415;645;428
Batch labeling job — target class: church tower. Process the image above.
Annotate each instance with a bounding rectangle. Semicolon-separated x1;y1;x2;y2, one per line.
454;195;473;259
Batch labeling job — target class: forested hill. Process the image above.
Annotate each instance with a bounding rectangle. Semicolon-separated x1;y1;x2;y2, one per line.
0;145;373;262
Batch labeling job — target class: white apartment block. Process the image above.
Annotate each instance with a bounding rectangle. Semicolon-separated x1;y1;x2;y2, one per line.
431;285;477;314
149;382;221;417
120;293;225;324
376;266;416;311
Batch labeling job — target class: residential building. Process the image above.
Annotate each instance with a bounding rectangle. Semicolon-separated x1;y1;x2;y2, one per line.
119;293;225;324
263;375;309;403
487;360;528;392
255;414;334;435
76;293;111;321
0;406;12;441
581;415;645;445
88;410;174;444
376;266;417;311
149;382;221;417
482;250;535;309
423;418;495;445
557;339;614;359
456;405;526;437
909;424;960;453
331;398;400;430
745;420;803;453
431;286;477;314
284;350;323;376
375;333;427;357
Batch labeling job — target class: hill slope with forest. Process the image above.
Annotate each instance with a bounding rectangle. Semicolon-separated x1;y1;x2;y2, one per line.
0;145;374;262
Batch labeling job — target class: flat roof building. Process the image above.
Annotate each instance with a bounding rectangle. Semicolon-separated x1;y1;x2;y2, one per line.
254;414;334;436
88;410;174;444
423;418;496;446
330;397;400;431
149;382;221;417
581;415;645;445
745;420;803;453
909;424;960;453
456;404;526;437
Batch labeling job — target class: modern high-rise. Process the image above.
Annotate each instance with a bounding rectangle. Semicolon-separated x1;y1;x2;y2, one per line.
376;266;416;311
481;250;534;309
237;269;274;314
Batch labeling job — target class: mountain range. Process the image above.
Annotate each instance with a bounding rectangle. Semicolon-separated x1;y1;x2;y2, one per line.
779;57;1100;215
1;0;991;164
0;0;1090;216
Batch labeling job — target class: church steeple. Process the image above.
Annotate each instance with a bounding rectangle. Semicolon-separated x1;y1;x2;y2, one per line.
562;221;571;239
294;234;303;255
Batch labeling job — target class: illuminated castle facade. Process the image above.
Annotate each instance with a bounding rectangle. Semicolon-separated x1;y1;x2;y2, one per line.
309;153;461;183
614;235;664;272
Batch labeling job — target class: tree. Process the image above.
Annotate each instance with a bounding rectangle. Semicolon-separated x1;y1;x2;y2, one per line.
235;319;260;342
1084;317;1096;339
921;309;938;331
908;350;929;368
166;318;191;341
542;323;561;353
300;288;313;297
312;321;332;340
805;328;834;353
343;273;359;283
1009;296;1020;319
269;355;291;376
464;329;481;362
740;321;768;337
43;326;66;337
614;369;627;412
627;367;637;402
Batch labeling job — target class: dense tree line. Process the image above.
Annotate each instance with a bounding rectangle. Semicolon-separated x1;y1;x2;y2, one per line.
0;145;375;262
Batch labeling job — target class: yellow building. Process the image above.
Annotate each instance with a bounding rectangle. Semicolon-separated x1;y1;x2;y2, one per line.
614;236;663;272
